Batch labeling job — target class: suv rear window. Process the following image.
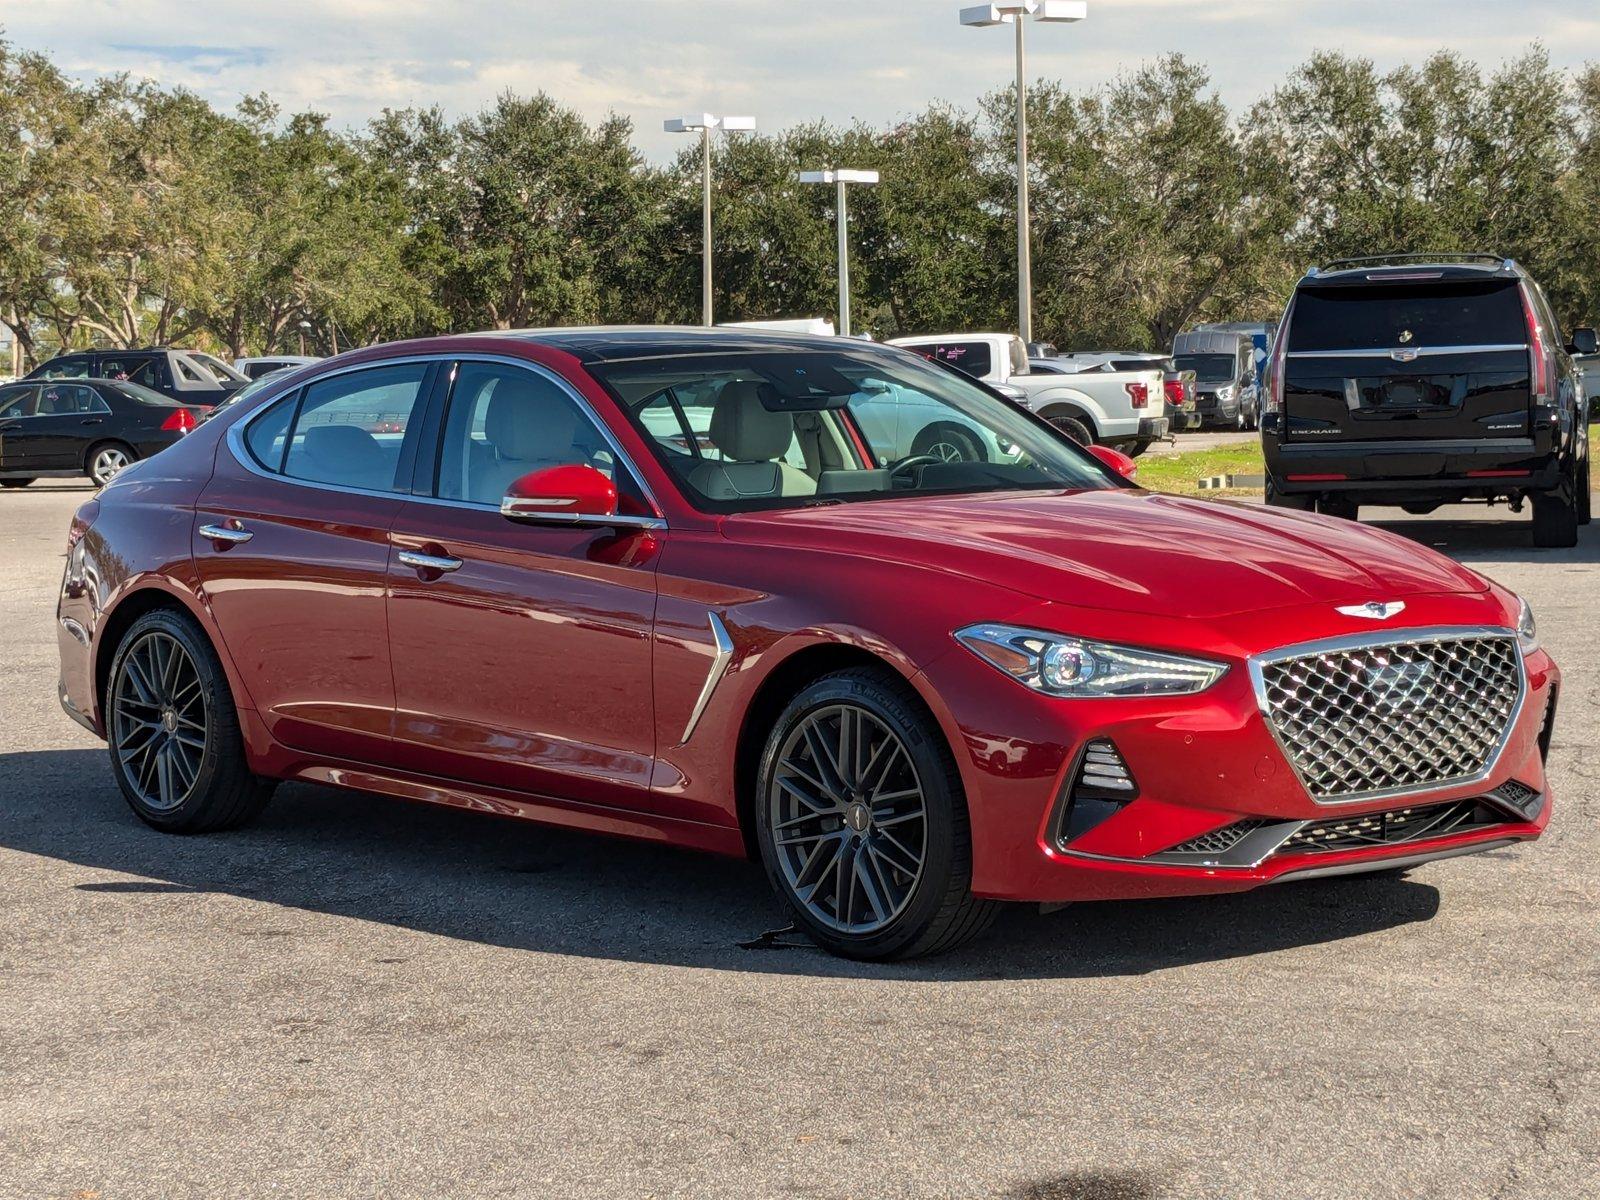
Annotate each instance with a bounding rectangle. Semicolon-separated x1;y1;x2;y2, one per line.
1289;281;1527;352
909;341;992;379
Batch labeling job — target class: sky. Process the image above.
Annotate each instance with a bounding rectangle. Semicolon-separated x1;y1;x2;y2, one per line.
4;0;1599;159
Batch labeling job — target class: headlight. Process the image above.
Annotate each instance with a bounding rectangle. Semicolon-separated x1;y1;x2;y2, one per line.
1216;384;1235;401
1516;597;1539;655
954;623;1228;698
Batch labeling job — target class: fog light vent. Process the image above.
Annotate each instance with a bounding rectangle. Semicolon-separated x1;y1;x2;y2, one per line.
1056;739;1137;846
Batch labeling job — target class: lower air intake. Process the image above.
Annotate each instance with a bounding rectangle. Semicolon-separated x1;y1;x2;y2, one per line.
1276;800;1503;855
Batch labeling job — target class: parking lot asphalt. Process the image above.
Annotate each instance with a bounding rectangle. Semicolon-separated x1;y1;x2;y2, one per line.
1;481;1596;1200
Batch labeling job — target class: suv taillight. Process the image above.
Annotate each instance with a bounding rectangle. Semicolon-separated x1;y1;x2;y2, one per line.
1124;382;1149;409
1163;378;1185;406
1265;325;1289;414
161;409;197;434
1520;284;1552;403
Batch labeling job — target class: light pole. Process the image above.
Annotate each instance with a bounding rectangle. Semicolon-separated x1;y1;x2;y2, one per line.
665;113;757;326
297;319;312;356
959;1;1086;345
798;169;880;337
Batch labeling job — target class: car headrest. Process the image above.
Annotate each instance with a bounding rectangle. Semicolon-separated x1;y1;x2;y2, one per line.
302;424;385;473
484;377;580;462
709;381;794;462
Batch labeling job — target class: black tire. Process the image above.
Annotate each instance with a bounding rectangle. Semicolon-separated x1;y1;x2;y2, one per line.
1046;413;1093;446
1532;479;1579;548
105;607;275;832
86;441;137;487
754;667;1000;961
1318;497;1360;522
1401;502;1439;516
1264;477;1315;511
1125;440;1152;459
1579;455;1592;527
0;478;34;489
910;423;986;464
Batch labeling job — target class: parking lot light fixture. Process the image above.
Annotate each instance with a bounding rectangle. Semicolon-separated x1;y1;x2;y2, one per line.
798;169;881;337
959;1;1086;345
665;114;757;326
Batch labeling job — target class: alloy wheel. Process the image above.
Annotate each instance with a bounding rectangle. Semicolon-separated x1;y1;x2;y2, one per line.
92;447;131;485
767;703;928;934
928;439;966;463
112;631;208;812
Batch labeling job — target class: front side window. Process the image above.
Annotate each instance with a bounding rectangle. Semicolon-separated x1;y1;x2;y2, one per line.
36;357;90;380
0;385;37;419
434;361;642;508
594;348;1113;513
280;363;429;492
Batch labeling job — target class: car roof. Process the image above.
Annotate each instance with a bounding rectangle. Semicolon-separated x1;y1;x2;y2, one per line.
452;325;905;365
1302;255;1524;288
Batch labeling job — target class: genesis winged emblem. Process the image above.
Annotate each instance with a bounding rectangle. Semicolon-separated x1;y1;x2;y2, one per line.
1337;600;1407;620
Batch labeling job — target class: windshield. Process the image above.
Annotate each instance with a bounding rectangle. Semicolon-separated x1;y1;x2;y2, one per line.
187;352;250;383
199;374;280;418
1174;354;1237;383
593;348;1114;513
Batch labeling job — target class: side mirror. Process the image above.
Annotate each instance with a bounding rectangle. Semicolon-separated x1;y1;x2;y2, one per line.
1570;327;1598;356
1087;443;1139;480
502;464;618;524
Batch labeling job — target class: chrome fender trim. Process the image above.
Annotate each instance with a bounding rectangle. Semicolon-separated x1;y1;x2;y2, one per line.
678;612;735;746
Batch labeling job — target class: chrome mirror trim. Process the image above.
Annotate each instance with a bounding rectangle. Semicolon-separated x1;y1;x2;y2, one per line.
499;499;667;530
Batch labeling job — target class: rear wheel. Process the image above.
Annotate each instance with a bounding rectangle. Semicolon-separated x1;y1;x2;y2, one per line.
910;424;985;464
87;441;136;487
1046;413;1093;447
755;668;999;960
1532;478;1579;548
1264;477;1315;511
0;478;34;489
1125;440;1152;459
106;608;275;832
1579;455;1592;526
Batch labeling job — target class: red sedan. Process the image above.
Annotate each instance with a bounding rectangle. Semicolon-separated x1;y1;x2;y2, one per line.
55;329;1557;959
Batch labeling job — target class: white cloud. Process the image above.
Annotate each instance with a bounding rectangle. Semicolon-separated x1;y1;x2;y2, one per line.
6;0;1598;159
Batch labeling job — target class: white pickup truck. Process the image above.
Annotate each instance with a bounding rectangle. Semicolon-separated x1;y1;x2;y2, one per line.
888;332;1170;456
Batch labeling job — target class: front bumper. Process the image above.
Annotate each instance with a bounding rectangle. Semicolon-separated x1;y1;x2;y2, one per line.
918;597;1556;904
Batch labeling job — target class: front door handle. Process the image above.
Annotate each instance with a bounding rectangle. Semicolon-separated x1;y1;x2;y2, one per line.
79;417;104;426
0;422;18;432
199;523;253;545
398;549;463;574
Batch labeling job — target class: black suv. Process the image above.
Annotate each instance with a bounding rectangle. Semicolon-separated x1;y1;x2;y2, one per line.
1262;254;1596;547
25;348;248;407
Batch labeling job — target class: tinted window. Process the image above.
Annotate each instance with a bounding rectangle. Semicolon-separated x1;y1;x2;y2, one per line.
38;383;110;415
1288;282;1527;351
99;356;165;389
907;341;992;379
36;357;90;380
1174;354;1237;383
281;364;429;492
245;394;297;472
435;362;633;507
0;385;37;418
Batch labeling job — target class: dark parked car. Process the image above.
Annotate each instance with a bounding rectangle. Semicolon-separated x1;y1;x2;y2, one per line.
27;348;249;407
1263;254;1596;546
0;378;210;487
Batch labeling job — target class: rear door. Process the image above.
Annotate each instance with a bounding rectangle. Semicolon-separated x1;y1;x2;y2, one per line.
30;383;111;468
1283;280;1531;443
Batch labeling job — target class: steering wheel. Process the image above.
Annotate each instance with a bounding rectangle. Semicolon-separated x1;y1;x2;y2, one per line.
888;454;944;483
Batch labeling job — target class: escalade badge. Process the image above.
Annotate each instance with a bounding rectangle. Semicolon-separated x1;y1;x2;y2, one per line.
1337;601;1407;620
1391;348;1419;362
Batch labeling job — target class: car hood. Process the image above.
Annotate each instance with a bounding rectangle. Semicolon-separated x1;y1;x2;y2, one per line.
721;489;1488;619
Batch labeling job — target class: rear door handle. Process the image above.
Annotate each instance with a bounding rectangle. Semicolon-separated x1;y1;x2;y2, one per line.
0;422;18;432
398;549;463;574
199;523;253;545
79;418;103;426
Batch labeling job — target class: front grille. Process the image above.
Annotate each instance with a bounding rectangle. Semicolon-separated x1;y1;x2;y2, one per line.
1276;800;1504;855
1257;634;1522;801
1164;820;1266;856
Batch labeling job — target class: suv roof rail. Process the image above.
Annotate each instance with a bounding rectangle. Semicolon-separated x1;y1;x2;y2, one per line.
1312;252;1513;275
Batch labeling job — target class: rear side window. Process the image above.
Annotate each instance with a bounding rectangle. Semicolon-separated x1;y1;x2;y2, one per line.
39;384;110;415
1288;282;1526;352
907;341;993;379
245;395;297;472
99;356;166;389
281;364;429;493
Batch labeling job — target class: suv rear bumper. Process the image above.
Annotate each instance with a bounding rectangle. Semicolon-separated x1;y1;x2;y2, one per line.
1263;424;1562;500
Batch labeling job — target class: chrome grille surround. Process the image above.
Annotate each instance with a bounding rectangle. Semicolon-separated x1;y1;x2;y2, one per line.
1249;626;1526;807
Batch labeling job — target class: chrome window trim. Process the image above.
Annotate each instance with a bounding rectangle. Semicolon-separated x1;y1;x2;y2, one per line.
226;352;668;525
1286;344;1529;359
1247;624;1527;808
677;612;735;746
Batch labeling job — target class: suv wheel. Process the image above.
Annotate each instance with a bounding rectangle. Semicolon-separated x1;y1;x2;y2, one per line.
1532;478;1579;548
1579;456;1592;527
755;668;999;960
1264;477;1315;511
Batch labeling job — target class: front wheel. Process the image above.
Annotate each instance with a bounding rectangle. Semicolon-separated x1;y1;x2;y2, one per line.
0;478;35;489
755;669;999;960
87;442;137;487
106;608;275;832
